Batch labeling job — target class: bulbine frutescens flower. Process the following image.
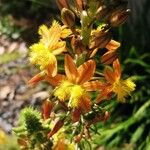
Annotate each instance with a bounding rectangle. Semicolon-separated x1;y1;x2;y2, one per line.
29;21;71;77
97;59;136;103
14;0;136;149
48;54;102;111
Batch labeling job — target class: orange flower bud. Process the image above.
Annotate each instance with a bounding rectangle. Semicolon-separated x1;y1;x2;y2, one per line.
61;8;75;27
71;108;81;123
104;111;110;122
75;0;84;11
42;100;54;120
47;119;64;138
56;0;69;10
109;8;130;27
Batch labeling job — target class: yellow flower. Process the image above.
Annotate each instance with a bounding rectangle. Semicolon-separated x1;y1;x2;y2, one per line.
97;59;136;103
51;54;101;111
29;20;71;77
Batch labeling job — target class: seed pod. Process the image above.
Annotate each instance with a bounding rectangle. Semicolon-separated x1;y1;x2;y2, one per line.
61;8;75;27
75;0;84;11
109;9;131;27
56;0;69;10
71;35;85;54
96;5;109;20
90;31;111;49
101;51;118;64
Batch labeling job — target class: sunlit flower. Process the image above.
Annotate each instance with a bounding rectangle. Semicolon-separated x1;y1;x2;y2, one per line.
47;54;102;112
29;21;71;77
97;59;136;103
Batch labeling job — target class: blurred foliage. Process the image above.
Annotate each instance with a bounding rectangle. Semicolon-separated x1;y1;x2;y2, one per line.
0;16;23;39
0;0;57;21
0;0;149;149
0;52;20;64
0;130;19;150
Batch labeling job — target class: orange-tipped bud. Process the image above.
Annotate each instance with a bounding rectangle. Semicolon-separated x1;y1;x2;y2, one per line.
28;72;45;85
56;0;69;10
101;51;117;64
90;31;111;49
61;8;75;27
47;119;64;138
42;99;54;120
109;9;131;27
104;111;110;122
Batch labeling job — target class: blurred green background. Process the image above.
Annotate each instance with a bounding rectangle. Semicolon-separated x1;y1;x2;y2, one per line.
0;0;150;150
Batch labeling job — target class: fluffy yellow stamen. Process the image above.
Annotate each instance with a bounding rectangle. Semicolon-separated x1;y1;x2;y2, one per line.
54;81;86;108
69;85;86;108
54;81;72;101
29;43;56;70
112;78;136;102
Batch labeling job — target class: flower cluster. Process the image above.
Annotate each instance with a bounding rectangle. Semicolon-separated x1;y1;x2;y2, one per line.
14;0;136;149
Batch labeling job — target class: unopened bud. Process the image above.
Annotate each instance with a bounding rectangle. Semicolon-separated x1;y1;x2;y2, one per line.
61;8;75;27
104;111;110;121
47;119;64;138
71;35;85;54
101;51;117;64
109;9;130;27
71;108;81;123
90;32;111;49
56;0;69;10
75;0;84;11
42;99;54;120
96;5;109;20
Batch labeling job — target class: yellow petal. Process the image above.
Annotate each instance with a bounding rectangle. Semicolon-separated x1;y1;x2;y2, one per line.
52;41;66;55
61;26;72;38
38;24;49;39
112;78;136;102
